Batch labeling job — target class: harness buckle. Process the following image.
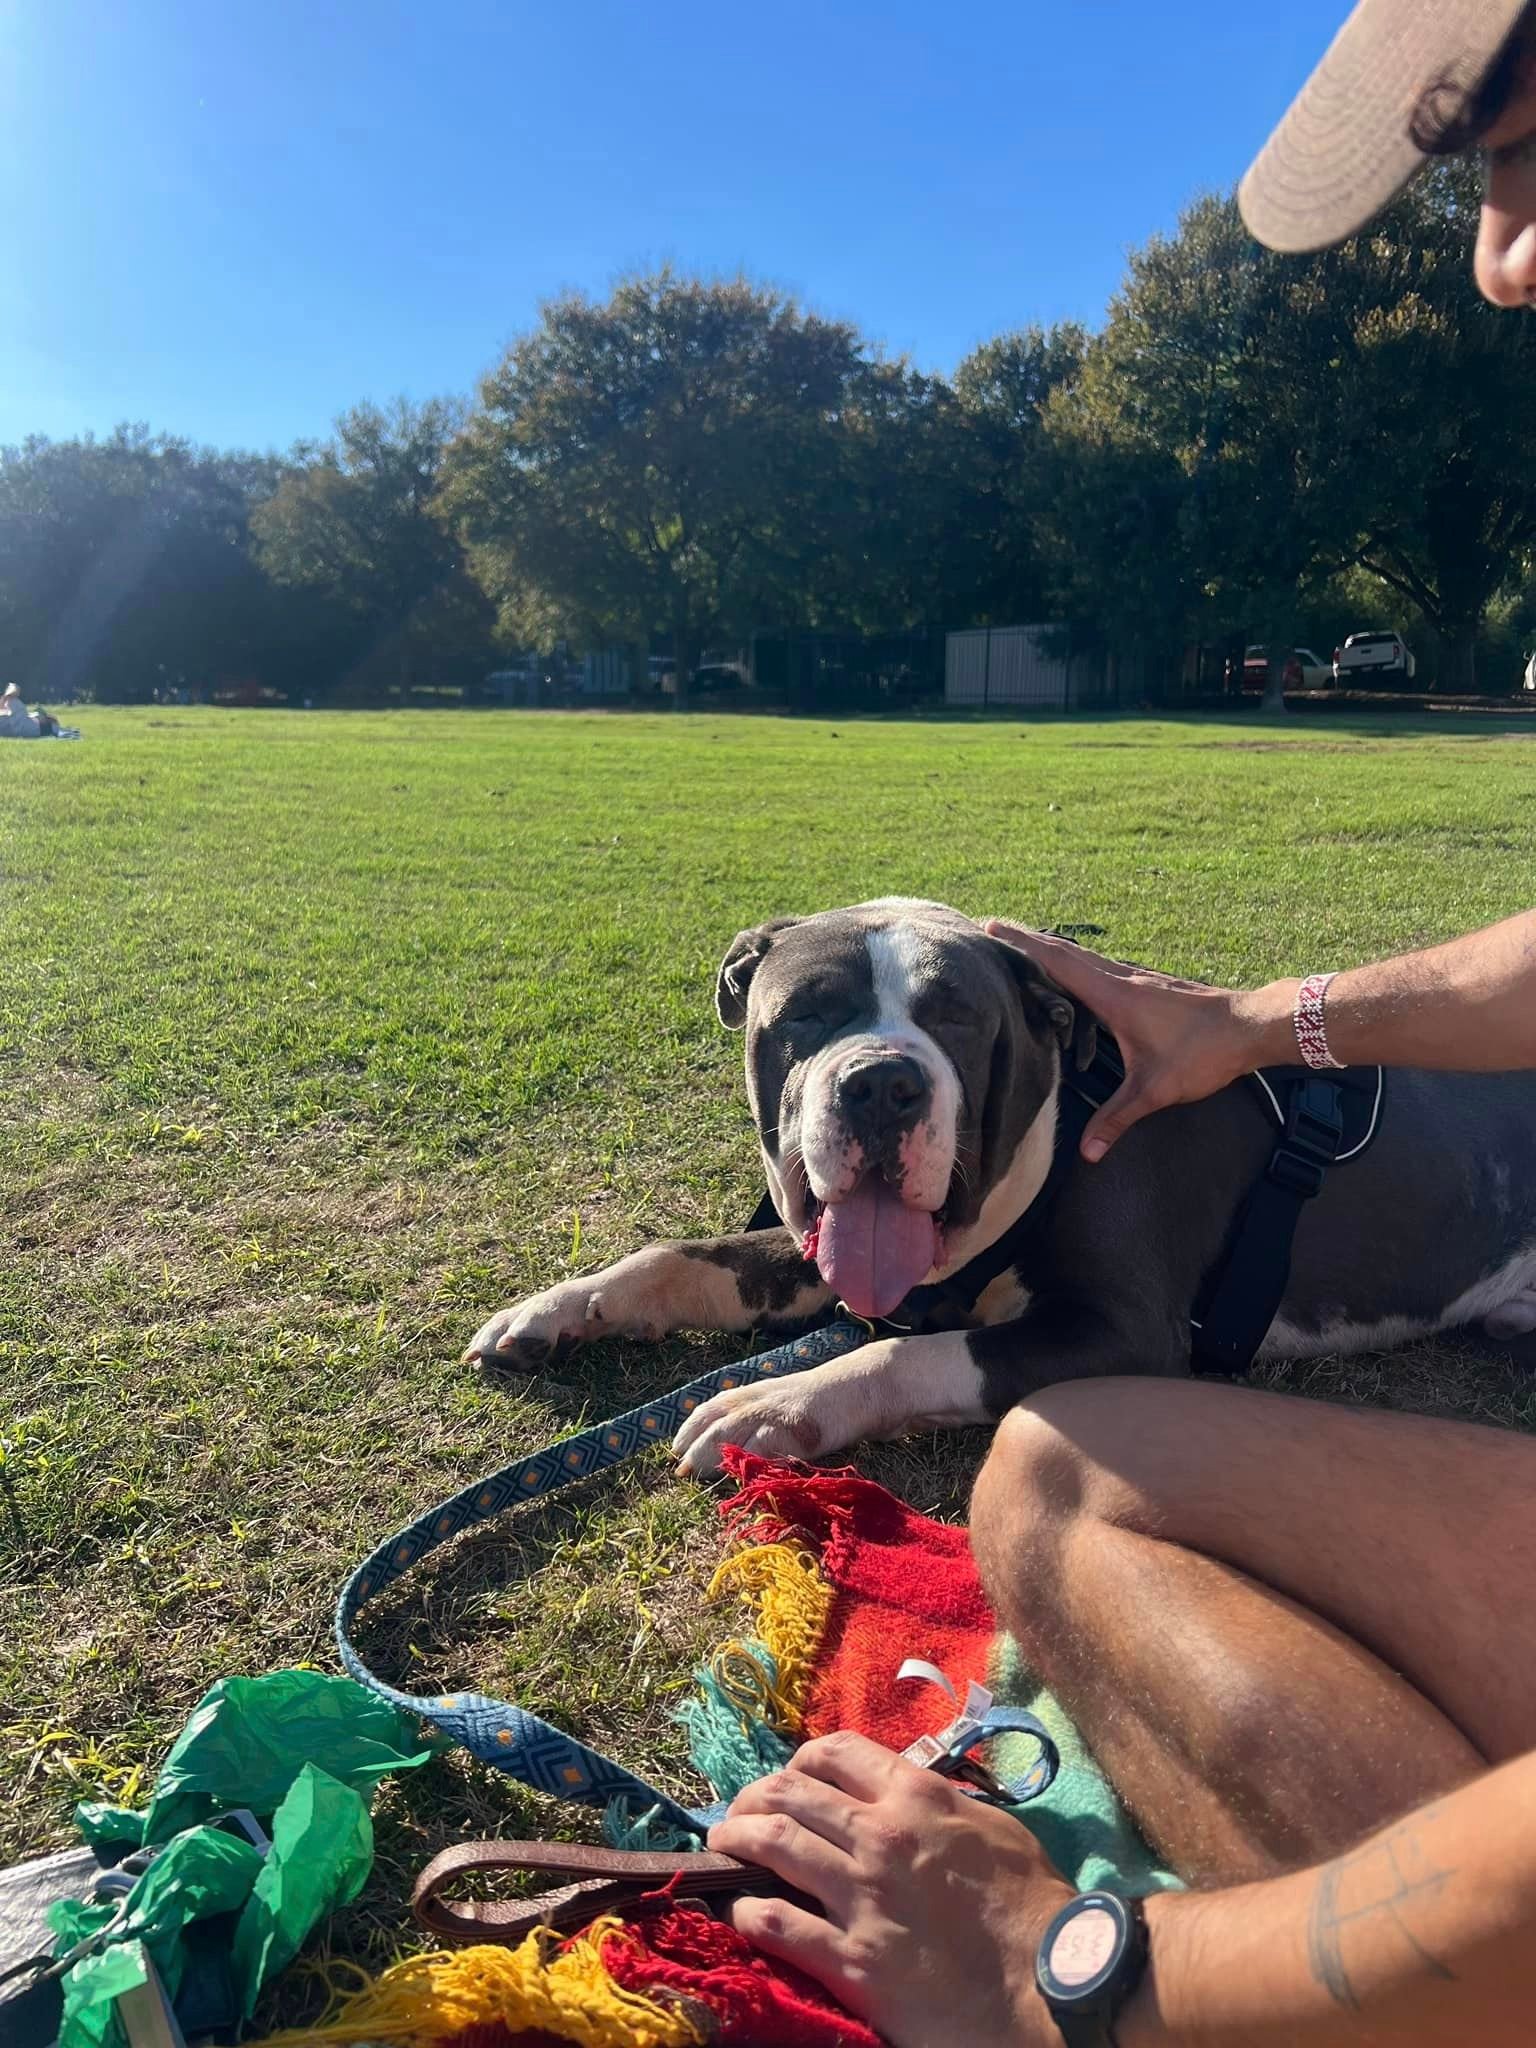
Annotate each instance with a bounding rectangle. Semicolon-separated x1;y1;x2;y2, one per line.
1284;1079;1344;1159
1266;1080;1344;1198
1266;1145;1329;1199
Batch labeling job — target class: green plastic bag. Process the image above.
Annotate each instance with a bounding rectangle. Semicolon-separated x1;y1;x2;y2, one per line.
231;1762;373;2016
141;1670;433;1842
51;1830;261;2048
53;1942;152;2048
54;1671;434;2048
73;1806;146;1856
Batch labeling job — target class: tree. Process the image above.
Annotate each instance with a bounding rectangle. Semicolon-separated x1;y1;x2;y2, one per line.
440;271;871;707
252;399;495;698
1030;418;1201;687
0;428;288;701
1319;163;1536;690
1039;163;1536;695
949;324;1087;627
814;360;970;636
1042;196;1360;709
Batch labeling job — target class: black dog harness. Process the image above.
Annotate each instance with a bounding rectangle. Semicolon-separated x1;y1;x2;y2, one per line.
1067;1037;1384;1374
748;1039;1384;1379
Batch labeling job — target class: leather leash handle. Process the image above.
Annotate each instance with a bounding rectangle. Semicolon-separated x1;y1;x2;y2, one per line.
412;1839;782;1946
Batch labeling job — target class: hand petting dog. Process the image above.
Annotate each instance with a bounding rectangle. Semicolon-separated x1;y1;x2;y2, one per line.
984;921;1291;1163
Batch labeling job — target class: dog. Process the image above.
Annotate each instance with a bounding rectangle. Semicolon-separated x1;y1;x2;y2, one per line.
467;899;1536;1475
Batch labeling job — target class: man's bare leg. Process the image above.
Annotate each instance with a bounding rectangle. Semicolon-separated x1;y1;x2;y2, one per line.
969;1378;1536;1887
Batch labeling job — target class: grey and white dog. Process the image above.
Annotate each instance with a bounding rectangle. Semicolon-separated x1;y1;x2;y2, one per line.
468;900;1536;1475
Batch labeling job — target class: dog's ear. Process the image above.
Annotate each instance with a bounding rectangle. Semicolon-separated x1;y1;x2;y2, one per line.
990;935;1098;1073
715;918;801;1030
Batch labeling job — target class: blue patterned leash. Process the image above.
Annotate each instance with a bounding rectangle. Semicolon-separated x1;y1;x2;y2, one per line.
336;1316;1061;1835
336;1320;874;1834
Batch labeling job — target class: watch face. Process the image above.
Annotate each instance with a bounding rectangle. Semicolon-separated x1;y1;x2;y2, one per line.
1050;1904;1119;1989
1040;1894;1132;2006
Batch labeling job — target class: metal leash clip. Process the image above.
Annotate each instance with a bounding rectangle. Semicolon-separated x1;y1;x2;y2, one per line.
895;1659;1059;1806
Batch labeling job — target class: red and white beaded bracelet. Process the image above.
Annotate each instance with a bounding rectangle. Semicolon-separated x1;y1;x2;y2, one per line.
1293;972;1345;1071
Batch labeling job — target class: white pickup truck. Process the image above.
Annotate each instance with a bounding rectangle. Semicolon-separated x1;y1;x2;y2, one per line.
1333;631;1416;684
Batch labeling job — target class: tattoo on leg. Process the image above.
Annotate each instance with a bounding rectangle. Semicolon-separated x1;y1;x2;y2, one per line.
1305;1808;1456;2012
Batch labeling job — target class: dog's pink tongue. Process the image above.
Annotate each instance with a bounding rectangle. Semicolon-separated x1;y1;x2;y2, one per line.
815;1180;937;1319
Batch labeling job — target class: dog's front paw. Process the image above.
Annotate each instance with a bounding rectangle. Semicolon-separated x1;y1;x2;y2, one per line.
673;1380;831;1479
465;1278;657;1370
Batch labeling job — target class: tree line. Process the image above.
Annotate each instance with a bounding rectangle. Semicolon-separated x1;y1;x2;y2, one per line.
4;157;1534;707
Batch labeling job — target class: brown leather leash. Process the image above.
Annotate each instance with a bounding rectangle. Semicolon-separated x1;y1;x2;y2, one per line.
411;1730;1043;1947
413;1839;795;1946
411;1669;1060;1948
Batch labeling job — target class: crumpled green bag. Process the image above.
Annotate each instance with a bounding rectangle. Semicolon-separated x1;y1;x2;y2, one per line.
77;1669;434;1848
229;1759;373;2012
55;1671;433;2048
52;1828;262;2048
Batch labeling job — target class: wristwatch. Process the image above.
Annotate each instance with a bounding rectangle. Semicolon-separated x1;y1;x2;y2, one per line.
1035;1890;1148;2046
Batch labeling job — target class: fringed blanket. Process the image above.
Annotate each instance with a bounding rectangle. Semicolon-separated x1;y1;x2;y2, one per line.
277;1453;1176;2048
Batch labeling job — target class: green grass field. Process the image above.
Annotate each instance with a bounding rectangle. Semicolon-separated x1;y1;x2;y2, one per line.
4;706;1536;2000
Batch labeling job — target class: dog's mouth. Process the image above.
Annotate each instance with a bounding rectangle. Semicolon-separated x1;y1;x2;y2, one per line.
801;1177;945;1321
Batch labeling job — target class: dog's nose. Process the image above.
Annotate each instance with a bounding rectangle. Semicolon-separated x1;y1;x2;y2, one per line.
835;1055;930;1128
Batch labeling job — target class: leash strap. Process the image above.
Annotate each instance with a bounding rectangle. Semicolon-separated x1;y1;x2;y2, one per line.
412;1840;786;1945
335;1320;874;1835
338;1312;1062;1837
410;1672;1065;1945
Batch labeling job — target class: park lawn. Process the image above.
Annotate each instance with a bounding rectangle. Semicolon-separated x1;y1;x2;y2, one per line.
3;705;1536;1996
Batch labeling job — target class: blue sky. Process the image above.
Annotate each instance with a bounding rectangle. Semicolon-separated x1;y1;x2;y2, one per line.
2;0;1351;454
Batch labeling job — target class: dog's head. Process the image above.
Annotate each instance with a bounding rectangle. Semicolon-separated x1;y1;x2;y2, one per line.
716;899;1094;1317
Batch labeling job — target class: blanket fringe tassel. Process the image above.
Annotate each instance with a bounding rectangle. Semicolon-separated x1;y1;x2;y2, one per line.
272;1497;840;2043
257;1925;704;2048
705;1541;832;1737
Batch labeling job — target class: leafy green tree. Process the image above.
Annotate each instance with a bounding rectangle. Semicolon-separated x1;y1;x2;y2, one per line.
949;324;1087;627
0;428;287;701
1319;162;1536;690
1031;417;1200;685
1040;163;1536;696
440;271;870;706
1043;196;1353;707
814;361;966;635
252;399;494;698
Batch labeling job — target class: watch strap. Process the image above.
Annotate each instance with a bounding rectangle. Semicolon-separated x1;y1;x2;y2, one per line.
1037;1892;1147;2048
1048;2007;1118;2048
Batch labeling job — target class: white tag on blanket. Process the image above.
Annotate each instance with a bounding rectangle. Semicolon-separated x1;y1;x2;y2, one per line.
895;1659;994;1768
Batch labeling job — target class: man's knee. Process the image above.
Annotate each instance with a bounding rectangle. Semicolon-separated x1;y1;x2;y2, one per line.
971;1382;1137;1638
973;1379;1149;1530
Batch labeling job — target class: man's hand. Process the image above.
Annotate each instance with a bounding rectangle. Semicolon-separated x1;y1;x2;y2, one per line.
985;921;1297;1161
708;1730;1074;2048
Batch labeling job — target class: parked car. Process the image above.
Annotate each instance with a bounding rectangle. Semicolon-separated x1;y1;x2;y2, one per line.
1333;631;1416;685
1241;645;1333;690
655;662;747;695
691;663;746;694
1290;645;1333;689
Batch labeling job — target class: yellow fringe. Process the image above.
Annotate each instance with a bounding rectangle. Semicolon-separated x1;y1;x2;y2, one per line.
706;1541;833;1735
257;1922;704;2048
